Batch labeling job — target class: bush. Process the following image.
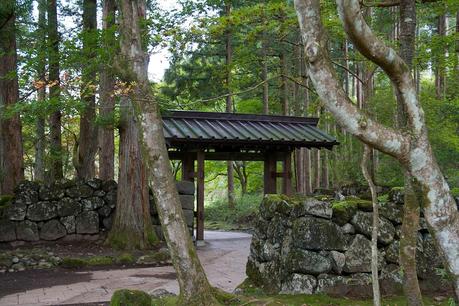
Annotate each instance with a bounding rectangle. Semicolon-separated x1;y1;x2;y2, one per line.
111;289;151;306
116;253;135;264
205;193;263;229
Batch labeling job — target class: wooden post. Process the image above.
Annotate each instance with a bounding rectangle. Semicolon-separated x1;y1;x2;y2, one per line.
282;151;292;195
264;152;277;194
196;151;205;241
181;155;195;182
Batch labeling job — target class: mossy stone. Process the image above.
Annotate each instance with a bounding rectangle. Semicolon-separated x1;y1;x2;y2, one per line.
331;201;358;226
60;257;87;268
110;289;152;306
87;256;113;266
117;253;135;264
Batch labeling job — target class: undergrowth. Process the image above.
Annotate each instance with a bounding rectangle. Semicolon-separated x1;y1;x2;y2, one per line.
205;193;262;230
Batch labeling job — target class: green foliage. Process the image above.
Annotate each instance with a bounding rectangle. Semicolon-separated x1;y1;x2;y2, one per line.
60;257;87;268
87;256;114;266
116;253;135;265
205;193;263;230
110;289;152;306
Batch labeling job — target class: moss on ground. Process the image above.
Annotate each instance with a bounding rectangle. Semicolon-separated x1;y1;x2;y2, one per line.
110;289;151;306
116;253;135;264
61;256;115;268
60;257;87;268
87;256;113;266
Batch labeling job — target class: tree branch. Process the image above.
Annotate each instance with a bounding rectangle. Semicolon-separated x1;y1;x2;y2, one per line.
337;0;425;136
294;0;409;159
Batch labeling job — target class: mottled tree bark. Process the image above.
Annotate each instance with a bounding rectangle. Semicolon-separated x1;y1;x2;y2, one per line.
34;0;47;182
296;0;459;298
99;0;116;181
116;0;218;304
398;0;423;304
48;0;63;181
75;0;98;179
0;0;24;194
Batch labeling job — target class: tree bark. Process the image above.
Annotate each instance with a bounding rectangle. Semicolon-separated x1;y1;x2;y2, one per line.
99;0;116;181
362;145;381;306
75;0;98;179
295;0;459;298
107;97;153;249
0;0;24;194
34;0;47;182
398;0;423;304
48;0;63;181
225;0;235;208
116;0;218;304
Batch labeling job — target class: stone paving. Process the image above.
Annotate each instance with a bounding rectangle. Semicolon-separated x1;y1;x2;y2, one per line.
0;231;251;306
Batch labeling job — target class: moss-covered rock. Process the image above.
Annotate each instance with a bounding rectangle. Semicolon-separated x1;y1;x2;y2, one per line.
88;256;113;266
292;216;346;251
117;253;135;264
110;289;152;306
60;257;87;268
388;187;404;204
331;201;358;226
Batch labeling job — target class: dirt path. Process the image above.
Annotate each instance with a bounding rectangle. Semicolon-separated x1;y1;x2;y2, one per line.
0;231;252;306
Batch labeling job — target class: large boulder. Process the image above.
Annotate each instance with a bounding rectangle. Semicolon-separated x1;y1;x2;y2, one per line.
176;181;195;195
0;219;16;241
330;251;346;274
81;197;105;211
250;236;279;262
292;216;346;251
76;211;99;234
292;198;333;219
343;234;383;273
316;273;372;298
27;201;57;221
379;202;403;224
179;195;195;210
39;185;65;201
351;211;395;245
6;200;27;221
16;220;39;241
60;216;76;233
286;249;332;275
281;273;317;294
246;256;281;293
260;195;293;220
56;197;82;217
66;184;93;199
40;219;66;240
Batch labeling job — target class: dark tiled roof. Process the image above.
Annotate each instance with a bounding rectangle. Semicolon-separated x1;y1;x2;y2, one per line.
162;111;338;149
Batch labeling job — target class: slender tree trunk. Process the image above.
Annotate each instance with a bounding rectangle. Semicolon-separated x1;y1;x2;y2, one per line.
280;52;288;115
0;0;24;194
34;0;47;182
362;145;381;306
99;0;116;181
295;0;459;298
321;120;329;189
435;13;447;99
225;0;235;208
48;0;63;181
107;97;153;249
116;1;218;304
398;1;424;304
75;0;98;179
262;46;269;114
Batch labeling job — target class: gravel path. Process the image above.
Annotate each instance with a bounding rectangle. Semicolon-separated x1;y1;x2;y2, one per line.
0;231;252;306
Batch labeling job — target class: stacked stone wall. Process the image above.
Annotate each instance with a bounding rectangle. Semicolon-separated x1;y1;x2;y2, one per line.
0;179;195;244
246;190;450;297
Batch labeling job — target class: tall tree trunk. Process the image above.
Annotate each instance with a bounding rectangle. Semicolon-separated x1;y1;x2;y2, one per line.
398;1;423;304
34;0;47;182
280;52;288;115
225;0;235;208
362;145;381;306
295;0;459;298
0;0;24;194
99;0;116;181
48;0;63;181
107;97;153;249
116;0;218;304
262;42;269;114
435;13;447;99
75;0;98;179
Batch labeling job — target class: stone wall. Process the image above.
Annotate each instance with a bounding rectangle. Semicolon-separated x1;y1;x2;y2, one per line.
246;190;449;298
0;179;195;244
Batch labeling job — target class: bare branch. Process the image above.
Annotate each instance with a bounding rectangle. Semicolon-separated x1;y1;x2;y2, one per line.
294;0;409;159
